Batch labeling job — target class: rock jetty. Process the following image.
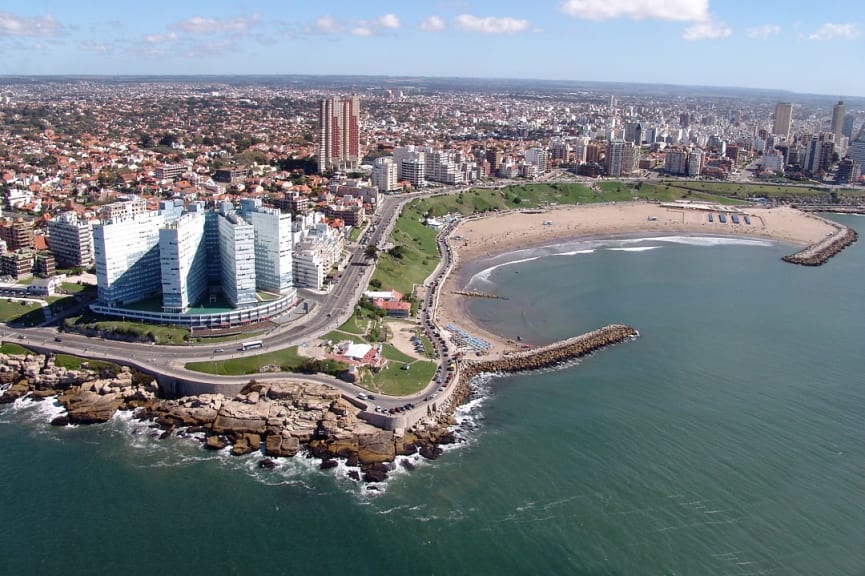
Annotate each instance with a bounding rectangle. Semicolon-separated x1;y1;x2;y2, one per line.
462;323;638;378
406;323;638;451
783;224;858;266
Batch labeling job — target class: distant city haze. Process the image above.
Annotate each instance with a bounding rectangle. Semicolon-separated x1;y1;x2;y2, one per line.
1;0;863;96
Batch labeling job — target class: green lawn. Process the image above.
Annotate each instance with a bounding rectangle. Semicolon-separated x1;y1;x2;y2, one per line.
185;346;306;375
0;300;45;325
379;342;415;363
366;360;436;396
0;342;31;355
53;353;120;374
323;331;365;344
658;180;835;200
60;282;93;295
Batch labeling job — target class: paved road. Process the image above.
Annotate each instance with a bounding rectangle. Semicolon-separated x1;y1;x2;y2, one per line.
2;188;459;408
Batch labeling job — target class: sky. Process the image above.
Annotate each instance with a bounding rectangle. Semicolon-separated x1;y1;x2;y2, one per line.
0;0;863;97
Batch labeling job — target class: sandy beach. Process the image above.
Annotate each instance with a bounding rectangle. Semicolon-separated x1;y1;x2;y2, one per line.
435;202;837;358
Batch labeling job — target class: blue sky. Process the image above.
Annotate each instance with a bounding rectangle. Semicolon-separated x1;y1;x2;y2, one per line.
1;0;862;96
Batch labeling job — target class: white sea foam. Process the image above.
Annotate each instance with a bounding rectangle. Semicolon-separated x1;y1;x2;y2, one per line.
644;235;773;247
607;246;662;252
553;249;596;256
10;395;67;424
469;255;541;286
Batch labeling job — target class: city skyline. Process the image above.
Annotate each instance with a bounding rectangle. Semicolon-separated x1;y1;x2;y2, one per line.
1;1;863;98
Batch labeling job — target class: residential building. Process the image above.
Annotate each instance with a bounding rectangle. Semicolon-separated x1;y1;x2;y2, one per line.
93;210;165;308
1;249;34;279
156;163;186;181
524;147;548;175
34;252;55;278
606;140;637;177
213;166;250;185
831;100;846;141
159;209;208;313
239;199;295;295
46;212;94;269
836;158;861;185
773;102;793;140
371;157;399;192
318;95;360;173
0;218;34;251
216;211;257;307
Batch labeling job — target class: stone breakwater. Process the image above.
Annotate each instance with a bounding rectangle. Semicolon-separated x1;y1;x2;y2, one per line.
782;224;858;266
408;324;639;452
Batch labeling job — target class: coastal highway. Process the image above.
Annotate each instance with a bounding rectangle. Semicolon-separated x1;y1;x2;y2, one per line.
2;188;459;407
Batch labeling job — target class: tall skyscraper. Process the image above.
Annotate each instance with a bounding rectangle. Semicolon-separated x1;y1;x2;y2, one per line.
773;102;793;140
831;100;846;141
318;95;360;173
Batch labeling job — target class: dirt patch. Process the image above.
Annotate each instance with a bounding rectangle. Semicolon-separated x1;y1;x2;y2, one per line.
387;319;427;360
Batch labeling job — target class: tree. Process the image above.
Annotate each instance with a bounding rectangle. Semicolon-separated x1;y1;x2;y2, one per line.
387;245;405;259
364;244;379;261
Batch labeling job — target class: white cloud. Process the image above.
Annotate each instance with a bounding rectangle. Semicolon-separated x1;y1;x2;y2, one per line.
808;22;860;41
746;24;780;39
351;26;373;37
378;13;401;29
558;0;708;22
79;41;110;54
421;15;445;32
314;15;341;34
143;32;178;45
682;18;731;40
176;14;260;34
0;11;63;37
454;14;530;34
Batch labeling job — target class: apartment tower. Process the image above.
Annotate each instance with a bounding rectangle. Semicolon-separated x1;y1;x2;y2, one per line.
773;102;793;140
318;95;360;173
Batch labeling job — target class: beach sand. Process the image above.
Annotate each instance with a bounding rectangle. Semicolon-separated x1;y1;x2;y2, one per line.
435;202;836;359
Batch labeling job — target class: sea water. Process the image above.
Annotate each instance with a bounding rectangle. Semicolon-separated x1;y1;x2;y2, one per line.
2;215;864;575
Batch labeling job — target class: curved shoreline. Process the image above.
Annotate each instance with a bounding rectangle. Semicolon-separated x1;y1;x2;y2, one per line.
435;202;854;359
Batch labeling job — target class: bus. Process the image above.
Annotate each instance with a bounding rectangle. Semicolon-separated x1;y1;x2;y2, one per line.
240;340;263;351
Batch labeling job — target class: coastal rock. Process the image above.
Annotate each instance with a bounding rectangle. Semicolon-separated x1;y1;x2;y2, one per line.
258;458;276;470
362;462;390;483
356;431;397;465
320;459;338;470
231;433;262;456
211;400;269;435
204;434;229;450
0;380;30;404
264;434;300;458
59;389;123;424
50;415;69;427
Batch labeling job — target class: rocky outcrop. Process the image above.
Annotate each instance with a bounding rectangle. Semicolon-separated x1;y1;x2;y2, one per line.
59;389;124;424
783;225;858;266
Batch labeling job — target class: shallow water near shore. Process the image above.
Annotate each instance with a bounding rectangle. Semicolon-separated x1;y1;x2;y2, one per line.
2;215;864;575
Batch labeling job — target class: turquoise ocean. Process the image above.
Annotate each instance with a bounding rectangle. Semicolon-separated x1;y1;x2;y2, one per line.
2;214;864;575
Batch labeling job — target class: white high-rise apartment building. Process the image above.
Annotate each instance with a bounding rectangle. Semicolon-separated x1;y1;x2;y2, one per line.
159;209;208;313
524;147;548;175
240;199;294;295
217;212;257;307
93;211;165;308
371;157;399;192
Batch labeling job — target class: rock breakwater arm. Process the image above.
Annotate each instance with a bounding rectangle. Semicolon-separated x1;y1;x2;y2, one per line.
461;324;638;378
782;220;857;266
